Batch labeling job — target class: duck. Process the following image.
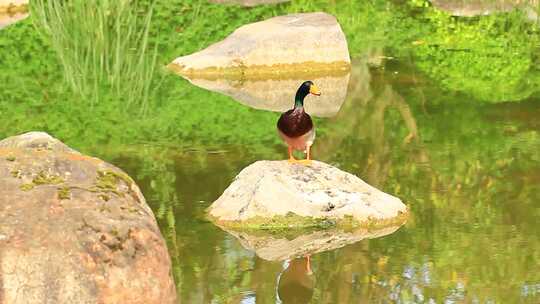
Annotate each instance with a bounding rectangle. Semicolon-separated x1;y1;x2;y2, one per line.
277;81;321;164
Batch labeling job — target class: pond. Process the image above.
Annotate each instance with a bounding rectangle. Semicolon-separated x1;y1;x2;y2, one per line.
1;0;539;303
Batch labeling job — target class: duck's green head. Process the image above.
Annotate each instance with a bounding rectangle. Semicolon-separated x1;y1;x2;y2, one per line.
295;81;321;107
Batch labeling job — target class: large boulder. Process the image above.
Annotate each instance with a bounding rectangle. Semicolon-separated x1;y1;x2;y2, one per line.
208;161;408;228
169;12;350;78
0;132;176;304
181;71;350;117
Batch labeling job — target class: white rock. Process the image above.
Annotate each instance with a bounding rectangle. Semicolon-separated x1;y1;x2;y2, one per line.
208;160;408;224
170;12;350;76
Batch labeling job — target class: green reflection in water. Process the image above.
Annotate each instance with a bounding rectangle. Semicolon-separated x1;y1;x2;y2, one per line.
0;0;539;303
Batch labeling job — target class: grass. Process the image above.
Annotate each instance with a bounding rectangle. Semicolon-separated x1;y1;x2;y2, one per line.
31;0;160;110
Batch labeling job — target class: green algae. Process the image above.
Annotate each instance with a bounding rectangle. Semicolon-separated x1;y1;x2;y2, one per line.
95;170;133;190
57;186;71;200
10;169;22;178
211;210;409;237
92;169;134;199
98;194;111;202
17;171;65;192
19;183;35;191
33;171;64;185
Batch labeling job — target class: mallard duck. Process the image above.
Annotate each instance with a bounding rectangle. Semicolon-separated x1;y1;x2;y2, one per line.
277;81;321;164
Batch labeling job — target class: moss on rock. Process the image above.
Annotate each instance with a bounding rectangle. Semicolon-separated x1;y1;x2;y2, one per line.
211;209;409;237
33;171;64;185
57;186;71;200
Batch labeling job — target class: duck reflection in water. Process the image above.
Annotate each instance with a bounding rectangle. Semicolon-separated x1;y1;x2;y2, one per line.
277;256;314;304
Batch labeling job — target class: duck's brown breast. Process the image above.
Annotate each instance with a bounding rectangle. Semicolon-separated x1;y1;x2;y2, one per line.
277;109;313;138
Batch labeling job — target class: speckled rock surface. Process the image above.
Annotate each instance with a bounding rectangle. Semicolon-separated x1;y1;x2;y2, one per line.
208;160;408;225
0;132;176;304
221;225;404;261
170;12;350;77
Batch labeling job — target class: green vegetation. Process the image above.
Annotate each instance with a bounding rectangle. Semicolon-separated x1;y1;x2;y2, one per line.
57;186;71;200
1;0;539;155
214;211;409;237
19;183;35;191
31;0;159;108
404;0;540;102
32;170;64;185
17;170;65;191
93;169;134;197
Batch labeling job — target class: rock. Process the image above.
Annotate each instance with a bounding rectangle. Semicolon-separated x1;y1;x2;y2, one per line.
0;132;176;304
169;12;350;78
219;224;404;261
0;11;27;29
0;0;28;13
430;0;537;17
209;0;289;6
208;160;408;227
182;71;350;117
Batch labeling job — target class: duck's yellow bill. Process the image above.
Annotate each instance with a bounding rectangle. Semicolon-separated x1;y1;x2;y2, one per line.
310;85;321;96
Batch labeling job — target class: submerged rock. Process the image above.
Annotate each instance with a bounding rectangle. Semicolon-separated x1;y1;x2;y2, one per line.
209;0;289;6
182;71;350;117
0;132;176;304
219;224;404;261
430;0;537;17
0;0;27;13
208;160;408;227
170;12;350;78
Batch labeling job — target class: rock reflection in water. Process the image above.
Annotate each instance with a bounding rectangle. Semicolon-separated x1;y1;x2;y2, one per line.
220;225;403;262
179;71;350;117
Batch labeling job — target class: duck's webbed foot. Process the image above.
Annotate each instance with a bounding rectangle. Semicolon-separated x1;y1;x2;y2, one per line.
287;146;313;165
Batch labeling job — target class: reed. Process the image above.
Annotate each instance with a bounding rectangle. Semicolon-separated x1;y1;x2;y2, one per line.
31;0;159;110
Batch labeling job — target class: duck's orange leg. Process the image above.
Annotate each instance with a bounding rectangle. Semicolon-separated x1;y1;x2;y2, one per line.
294;145;312;165
287;146;296;163
288;145;312;165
